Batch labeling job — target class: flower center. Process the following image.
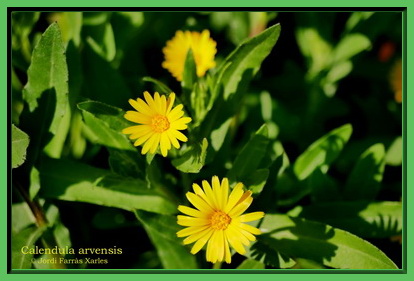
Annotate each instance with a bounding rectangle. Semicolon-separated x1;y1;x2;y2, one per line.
210;211;231;230
151;114;170;133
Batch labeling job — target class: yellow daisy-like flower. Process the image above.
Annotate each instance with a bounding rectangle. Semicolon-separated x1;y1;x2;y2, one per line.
177;176;265;264
122;92;192;157
162;30;217;81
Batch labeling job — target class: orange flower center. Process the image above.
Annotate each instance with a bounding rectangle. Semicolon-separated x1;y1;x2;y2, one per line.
151;114;170;133
210;211;231;230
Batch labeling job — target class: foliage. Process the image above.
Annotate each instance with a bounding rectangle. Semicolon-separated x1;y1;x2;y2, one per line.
11;11;402;270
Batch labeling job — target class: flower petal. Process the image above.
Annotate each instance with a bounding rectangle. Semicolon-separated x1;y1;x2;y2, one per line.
238;212;265;223
124;111;151;124
223;183;244;213
191;229;214;255
177;215;209;227
186;192;214;213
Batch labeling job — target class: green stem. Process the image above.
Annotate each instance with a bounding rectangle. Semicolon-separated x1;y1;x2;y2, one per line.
213;261;222;269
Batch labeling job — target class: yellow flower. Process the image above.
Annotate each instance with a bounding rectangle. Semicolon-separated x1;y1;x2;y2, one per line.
162;30;217;81
177;176;265;264
122;92;191;157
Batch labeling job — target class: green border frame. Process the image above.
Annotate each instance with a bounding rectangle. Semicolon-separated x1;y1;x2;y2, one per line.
2;0;410;280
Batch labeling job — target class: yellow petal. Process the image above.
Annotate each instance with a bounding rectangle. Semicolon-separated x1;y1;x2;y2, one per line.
166;130;180;149
177;215;209;227
228;192;253;217
128;98;152;117
224;227;246;255
202;180;218;210
166;93;176;114
149;133;161;154
206;230;219;263
216;230;225;262
238;212;265;223
178;205;204;218
159;133;171;157
167;104;184;122
160;94;167;115
170;130;188;142
191;229;214;255
239;223;262;235
186;192;214;213
223;236;232;264
122;125;150;135
141;134;157;154
133;132;153;147
212;176;223;210
177;226;208;238
135;98;154;116
223;183;244;213
183;227;212;245
144;91;157;112
221;178;229;211
124;111;151;124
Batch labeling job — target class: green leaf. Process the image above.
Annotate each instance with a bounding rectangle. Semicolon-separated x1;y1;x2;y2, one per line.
237;258;265;269
12;202;36;234
227;124;269;184
244;169;269;195
172;138;208;173
333;33;371;63
77;100;135;151
260;91;272;121
210;117;232;152
39;158;177;215
182;49;197;91
134;210;198;269
108;148;144;178
29;166;41;200
385;136;402;166
215;24;281;100
296;27;332;75
294;124;353;180
257;214;397;269
344;143;386;201
308;168;340;203
81;40;131;107
12;124;30;168
12;226;46;269
22;22;69;137
142;76;174;95
295;201;402;239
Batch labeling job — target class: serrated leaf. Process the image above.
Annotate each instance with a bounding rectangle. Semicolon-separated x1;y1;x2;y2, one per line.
172;138;208;173
77;100;135;151
12;124;30;168
257;214;398;269
215;24;281;100
296;201;402;238
134;210;198;269
12;226;46;269
227;124;269;184
344;143;386;201
294;124;352;180
22;22;68;135
39;158;177;215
